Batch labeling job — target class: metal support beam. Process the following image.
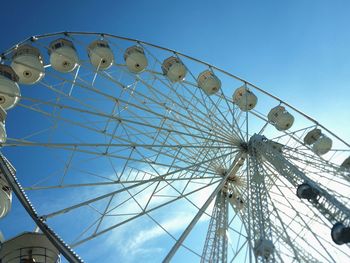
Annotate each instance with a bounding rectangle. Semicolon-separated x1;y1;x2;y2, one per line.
247;150;275;263
0;153;83;263
249;134;350;226
201;191;228;263
163;153;243;262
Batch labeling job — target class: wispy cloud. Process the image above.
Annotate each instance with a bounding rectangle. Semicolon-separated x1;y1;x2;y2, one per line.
125;213;194;254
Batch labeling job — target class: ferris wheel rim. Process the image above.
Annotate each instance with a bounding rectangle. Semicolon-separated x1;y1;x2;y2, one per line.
1;31;348;149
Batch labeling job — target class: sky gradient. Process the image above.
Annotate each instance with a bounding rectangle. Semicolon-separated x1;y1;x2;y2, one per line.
1;0;350;262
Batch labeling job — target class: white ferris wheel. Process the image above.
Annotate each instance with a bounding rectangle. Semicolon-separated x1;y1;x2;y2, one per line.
0;32;349;263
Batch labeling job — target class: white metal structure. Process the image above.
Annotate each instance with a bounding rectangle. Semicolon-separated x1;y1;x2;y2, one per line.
0;32;349;263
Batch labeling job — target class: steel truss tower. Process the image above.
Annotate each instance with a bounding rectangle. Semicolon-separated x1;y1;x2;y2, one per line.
201;191;229;263
201;134;350;262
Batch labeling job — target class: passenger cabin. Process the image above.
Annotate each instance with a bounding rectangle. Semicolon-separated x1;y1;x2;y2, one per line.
197;70;221;95
49;38;78;73
11;45;44;84
232;86;257;111
124;46;148;73
0;65;20;110
87;40;114;70
267;106;294;131
161;56;187;82
304;129;332;155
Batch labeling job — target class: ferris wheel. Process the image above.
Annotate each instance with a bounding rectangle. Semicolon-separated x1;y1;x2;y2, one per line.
0;32;349;263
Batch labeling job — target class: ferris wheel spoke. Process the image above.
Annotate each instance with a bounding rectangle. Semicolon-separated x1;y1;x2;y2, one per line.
270;224;319;263
268;194;329;226
179;85;235;141
40;148;234;220
129;74;236;142
262;165;342;262
6;138;229;179
21;92;227;144
4;141;198;171
106;151;240;241
270;206;344;262
101;155;209;260
115;101;227;157
140;43;233;132
249;136;348;263
164;182;227;262
117;112;236;174
130;142;225;200
23;176;221;191
173;55;236;137
264;177;315;262
130;57;237;141
219;92;244;138
227;208;251;262
70;177;221;248
15;102;230;161
269;124;317;142
70;216;103;245
283;148;350;185
263;160;342;226
134;74;219;130
146;212;203;259
88;64;235;142
228;239;249;263
39;79;106;118
34;65;233;145
174;144;238;191
4;141;234;149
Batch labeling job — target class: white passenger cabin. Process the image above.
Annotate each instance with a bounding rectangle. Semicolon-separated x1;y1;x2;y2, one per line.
11;45;45;84
197;70;221;95
88;40;114;70
304;129;332;155
0;65;20;110
124;46;148;73
162;56;187;82
267;106;294;131
49;38;78;73
233;86;257;111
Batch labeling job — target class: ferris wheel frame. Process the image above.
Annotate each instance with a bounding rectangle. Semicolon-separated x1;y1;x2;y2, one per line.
0;31;349;263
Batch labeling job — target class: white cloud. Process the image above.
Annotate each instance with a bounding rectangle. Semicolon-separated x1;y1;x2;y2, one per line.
126;213;193;254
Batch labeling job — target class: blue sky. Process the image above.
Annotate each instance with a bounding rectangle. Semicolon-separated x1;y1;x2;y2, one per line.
2;0;349;137
0;0;349;134
1;0;350;262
